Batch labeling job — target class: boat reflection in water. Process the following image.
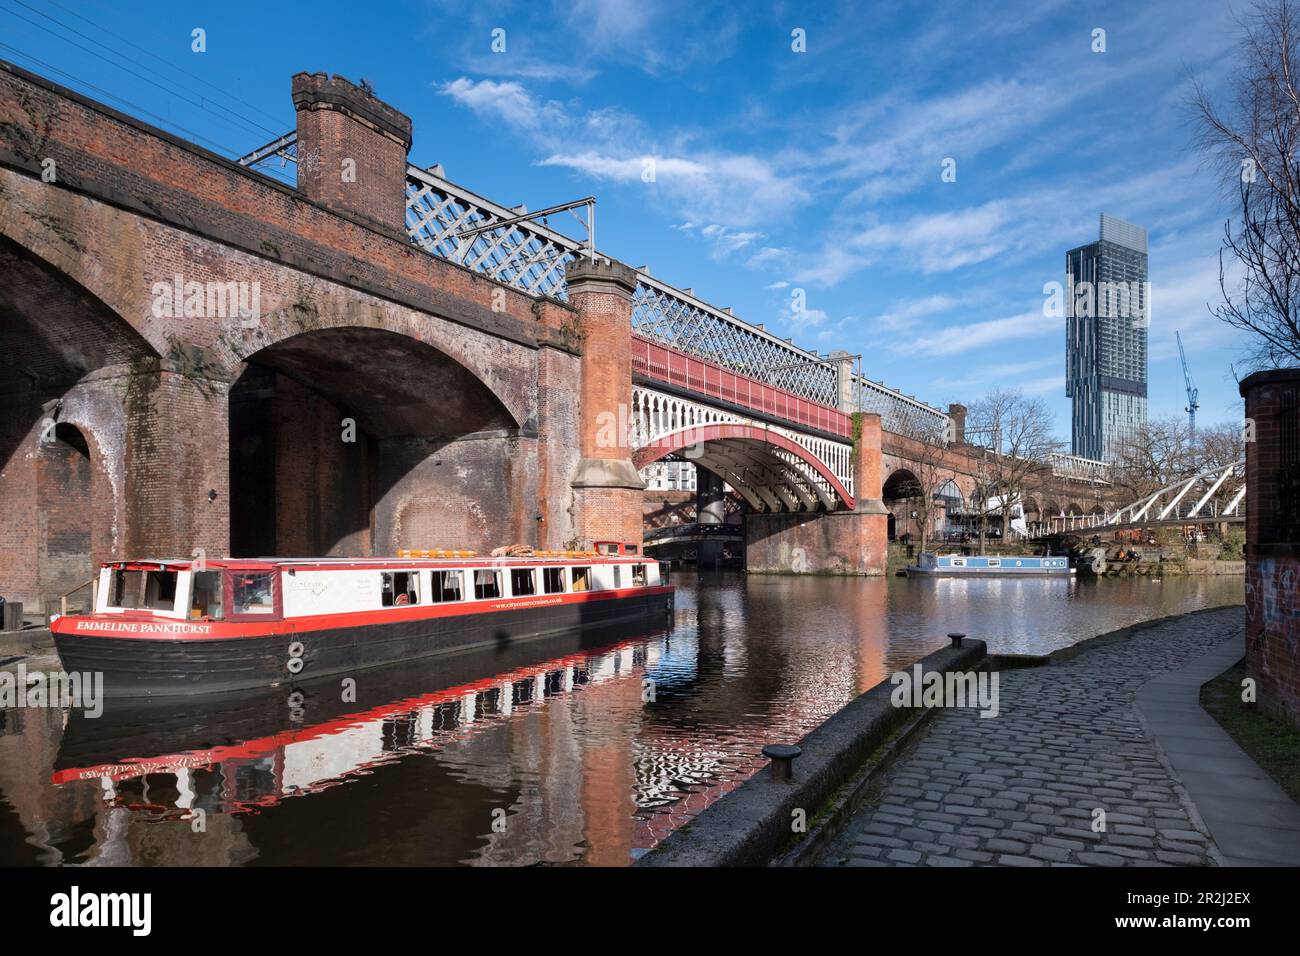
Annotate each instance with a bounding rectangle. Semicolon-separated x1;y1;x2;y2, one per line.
51;620;680;865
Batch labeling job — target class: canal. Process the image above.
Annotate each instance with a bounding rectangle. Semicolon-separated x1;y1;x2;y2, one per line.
0;572;1242;866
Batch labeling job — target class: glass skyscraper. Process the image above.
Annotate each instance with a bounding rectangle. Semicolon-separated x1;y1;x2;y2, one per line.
1065;214;1149;462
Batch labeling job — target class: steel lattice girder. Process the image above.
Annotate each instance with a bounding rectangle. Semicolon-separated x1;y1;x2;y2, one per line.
236;135;950;431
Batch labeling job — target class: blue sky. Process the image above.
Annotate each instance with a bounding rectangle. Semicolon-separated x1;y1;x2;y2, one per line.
0;0;1252;440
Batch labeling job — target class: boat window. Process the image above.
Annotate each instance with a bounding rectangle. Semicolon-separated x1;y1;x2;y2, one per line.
632;564;647;587
951;558;966;567
431;570;463;602
190;570;223;620
625;544;639;555
233;572;275;614
511;568;536;597
107;568;177;610
987;558;1000;567
474;569;501;600
543;567;565;594
571;566;591;592
613;565;622;588
381;571;420;607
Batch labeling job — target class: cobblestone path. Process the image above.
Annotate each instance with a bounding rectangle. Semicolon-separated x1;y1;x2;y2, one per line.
818;608;1243;867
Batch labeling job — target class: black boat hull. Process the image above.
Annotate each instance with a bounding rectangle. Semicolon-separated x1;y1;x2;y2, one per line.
54;588;675;698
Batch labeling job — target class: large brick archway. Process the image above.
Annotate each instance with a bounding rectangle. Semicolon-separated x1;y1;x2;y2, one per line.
228;325;525;557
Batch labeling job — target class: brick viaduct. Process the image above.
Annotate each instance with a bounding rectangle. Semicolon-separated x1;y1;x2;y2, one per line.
0;63;1112;614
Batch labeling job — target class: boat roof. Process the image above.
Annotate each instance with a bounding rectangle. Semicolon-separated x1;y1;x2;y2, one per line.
102;554;653;570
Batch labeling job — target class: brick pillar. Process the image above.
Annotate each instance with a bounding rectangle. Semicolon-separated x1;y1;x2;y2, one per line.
831;350;856;414
947;403;967;444
853;412;888;515
292;72;412;233
567;257;645;548
1240;369;1300;727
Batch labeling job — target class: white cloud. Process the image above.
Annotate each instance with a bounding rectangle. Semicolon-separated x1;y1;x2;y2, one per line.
438;78;566;132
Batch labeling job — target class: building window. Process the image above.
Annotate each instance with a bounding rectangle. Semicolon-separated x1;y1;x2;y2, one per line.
431;570;463;603
543;567;566;594
474;569;501;600
571;567;591;592
381;571;420;607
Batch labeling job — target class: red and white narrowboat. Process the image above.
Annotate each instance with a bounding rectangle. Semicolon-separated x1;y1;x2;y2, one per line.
50;542;674;698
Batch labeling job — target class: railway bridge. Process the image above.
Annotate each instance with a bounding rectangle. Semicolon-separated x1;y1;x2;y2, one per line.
0;63;1095;614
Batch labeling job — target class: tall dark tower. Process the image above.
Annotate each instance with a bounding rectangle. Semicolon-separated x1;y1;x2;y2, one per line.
1065;214;1149;462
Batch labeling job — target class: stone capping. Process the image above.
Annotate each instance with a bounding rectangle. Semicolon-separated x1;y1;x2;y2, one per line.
291;71;413;150
564;257;638;301
571;457;646;491
636;639;988;867
1239;367;1300;395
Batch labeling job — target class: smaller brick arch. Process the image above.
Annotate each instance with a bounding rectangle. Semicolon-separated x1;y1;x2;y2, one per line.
634;423;854;511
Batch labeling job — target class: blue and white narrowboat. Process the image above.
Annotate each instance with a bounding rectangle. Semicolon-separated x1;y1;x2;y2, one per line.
906;552;1074;577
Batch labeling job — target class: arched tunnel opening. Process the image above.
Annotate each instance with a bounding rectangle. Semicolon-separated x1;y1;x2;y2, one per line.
882;468;921;542
228;326;520;558
0;235;153;615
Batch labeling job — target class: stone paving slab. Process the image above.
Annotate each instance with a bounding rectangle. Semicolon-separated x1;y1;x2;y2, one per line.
1136;637;1300;867
818;607;1271;868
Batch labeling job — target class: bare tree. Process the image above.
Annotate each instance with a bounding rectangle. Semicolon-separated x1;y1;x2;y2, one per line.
1192;0;1300;370
966;390;1062;554
1108;417;1198;504
891;418;952;554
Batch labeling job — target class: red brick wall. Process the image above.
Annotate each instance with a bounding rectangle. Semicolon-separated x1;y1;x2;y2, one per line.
745;511;888;575
292;72;412;233
0;60;596;591
1241;369;1300;726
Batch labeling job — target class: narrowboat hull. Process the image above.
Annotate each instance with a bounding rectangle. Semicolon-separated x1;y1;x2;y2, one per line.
905;554;1074;577
54;586;674;698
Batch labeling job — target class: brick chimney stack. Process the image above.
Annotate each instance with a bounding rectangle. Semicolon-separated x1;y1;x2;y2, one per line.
292;72;412;233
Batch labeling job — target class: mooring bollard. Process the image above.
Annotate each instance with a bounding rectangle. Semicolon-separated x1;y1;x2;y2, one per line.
762;743;802;782
948;632;965;648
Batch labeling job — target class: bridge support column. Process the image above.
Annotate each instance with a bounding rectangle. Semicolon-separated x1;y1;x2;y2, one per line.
743;413;888;575
1240;369;1300;728
566;258;645;548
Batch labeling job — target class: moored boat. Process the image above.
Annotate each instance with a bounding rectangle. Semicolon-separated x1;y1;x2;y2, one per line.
50;542;674;698
905;552;1074;577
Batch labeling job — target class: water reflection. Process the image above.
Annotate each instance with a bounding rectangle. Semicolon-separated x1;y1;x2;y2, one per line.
0;572;1242;866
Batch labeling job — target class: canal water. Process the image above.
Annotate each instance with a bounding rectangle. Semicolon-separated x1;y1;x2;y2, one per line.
0;572;1241;867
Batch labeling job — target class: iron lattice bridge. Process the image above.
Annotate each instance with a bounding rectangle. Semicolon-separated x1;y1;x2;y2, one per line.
1046;459;1246;534
239;136;947;509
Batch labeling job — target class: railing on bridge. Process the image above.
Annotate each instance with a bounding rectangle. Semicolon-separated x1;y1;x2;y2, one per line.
1045;459;1246;534
631;337;851;439
1047;452;1111;484
238;136;951;435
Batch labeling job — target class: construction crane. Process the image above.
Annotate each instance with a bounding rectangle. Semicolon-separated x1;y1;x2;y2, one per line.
1176;330;1199;435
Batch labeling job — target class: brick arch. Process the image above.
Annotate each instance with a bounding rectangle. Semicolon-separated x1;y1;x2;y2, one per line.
0;165;541;433
633;423;854;511
229;286;532;432
0;233;160;613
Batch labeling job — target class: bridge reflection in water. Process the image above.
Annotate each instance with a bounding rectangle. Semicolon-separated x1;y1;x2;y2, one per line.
0;572;1241;866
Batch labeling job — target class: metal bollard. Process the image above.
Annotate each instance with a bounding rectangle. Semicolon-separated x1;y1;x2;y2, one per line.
762;743;802;782
948;632;965;648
